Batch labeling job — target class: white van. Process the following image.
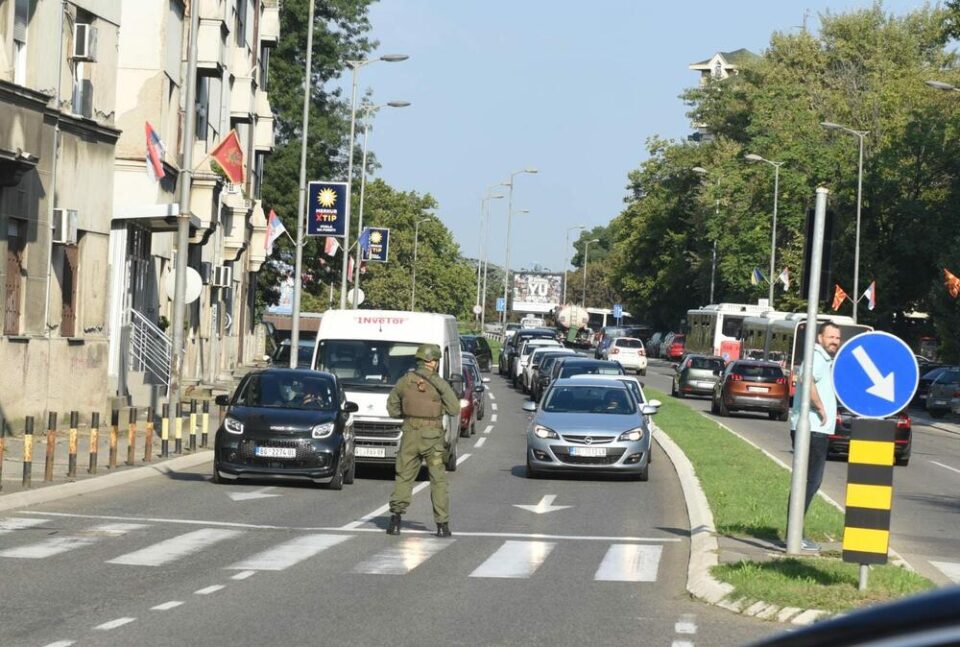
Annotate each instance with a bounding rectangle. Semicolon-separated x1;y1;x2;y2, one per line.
311;310;464;471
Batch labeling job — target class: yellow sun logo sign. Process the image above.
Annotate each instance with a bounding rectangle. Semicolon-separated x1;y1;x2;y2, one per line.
317;188;337;208
370;231;383;244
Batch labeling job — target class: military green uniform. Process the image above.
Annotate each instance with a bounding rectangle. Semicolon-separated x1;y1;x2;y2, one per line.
387;364;460;524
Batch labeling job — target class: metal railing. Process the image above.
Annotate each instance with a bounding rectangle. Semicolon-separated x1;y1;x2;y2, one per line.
128;308;172;389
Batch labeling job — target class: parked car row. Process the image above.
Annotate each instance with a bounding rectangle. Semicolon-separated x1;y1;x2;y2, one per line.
645;331;685;360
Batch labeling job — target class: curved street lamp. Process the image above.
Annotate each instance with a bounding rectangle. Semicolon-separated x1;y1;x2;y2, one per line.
745;153;785;309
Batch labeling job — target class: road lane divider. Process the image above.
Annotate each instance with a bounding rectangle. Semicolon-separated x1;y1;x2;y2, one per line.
151;601;183;611
194;584;225;595
482;425;493;435
474;437;486;448
94;617;136;631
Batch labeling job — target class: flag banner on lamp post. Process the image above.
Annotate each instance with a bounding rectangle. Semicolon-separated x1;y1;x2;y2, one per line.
363;227;390;262
307;181;349;237
209;130;245;183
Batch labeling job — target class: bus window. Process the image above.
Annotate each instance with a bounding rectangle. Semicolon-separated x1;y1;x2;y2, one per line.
721;316;745;339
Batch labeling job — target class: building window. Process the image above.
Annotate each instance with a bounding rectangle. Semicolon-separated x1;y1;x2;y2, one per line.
195;76;209;142
4;219;26;335
60;244;79;337
259;45;271;91
13;0;29;85
234;0;247;47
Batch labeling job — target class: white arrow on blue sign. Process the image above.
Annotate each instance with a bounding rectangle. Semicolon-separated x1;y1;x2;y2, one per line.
613;304;623;319
832;331;919;419
495;298;506;313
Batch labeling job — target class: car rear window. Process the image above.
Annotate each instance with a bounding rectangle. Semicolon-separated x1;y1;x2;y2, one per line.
615;338;643;348
236;373;338;410
691;357;723;370
543;386;636;414
733;364;783;379
936;370;960;384
559;363;624;378
671;335;685;343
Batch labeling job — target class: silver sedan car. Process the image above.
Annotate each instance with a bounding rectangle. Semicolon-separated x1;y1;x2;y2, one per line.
522;376;659;481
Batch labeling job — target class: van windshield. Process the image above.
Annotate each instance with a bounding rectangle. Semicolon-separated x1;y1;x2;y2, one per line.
315;340;422;389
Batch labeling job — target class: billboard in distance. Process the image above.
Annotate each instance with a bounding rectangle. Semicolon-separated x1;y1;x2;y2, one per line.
512;272;564;313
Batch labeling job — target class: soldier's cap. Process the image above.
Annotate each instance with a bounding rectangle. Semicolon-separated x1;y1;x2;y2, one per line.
415;344;442;362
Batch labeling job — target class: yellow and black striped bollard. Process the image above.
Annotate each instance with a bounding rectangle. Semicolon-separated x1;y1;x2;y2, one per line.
109;410;119;469
144;408;154;463
22;416;34;488
44;412;57;482
161;403;170;458
201;400;210;447
174;403;183;454
88;412;99;474
842;418;896;590
67;411;79;479
189;399;198;452
126;408;137;466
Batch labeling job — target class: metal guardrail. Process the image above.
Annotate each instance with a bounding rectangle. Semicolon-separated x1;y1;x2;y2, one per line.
128;308;172;389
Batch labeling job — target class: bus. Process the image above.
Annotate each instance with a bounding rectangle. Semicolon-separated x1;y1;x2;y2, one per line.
740;311;791;360
685;303;772;361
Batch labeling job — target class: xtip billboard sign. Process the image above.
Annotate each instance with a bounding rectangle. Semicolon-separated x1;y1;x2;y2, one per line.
307;181;349;237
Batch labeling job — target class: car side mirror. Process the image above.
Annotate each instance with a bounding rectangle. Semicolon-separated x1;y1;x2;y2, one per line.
263;354;271;362
214;394;230;407
481;377;490;384
474;385;485;393
641;404;659;416
449;374;465;398
522;400;537;412
343;401;359;413
648;399;662;408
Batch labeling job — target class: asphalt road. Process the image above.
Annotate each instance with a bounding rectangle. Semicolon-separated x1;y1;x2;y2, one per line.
642;358;960;587
0;372;783;647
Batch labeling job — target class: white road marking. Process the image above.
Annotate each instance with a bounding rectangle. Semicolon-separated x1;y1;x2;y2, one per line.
456;452;471;465
94;617;136;631
41;642;75;647
930;460;960;475
0;523;147;559
108;528;242;567
353;537;454;575
151;601;183;611
513;495;573;514
231;570;257;580
488;393;496;401
482;425;493;435
594;544;662;582
227;534;350;571
474;437;486;448
470;540;555;579
228;486;281;502
491;414;498;423
931;560;960;583
491;403;498;411
340;482;430;530
672;642;694;647
0;517;48;535
194;584;225;595
675;614;698;634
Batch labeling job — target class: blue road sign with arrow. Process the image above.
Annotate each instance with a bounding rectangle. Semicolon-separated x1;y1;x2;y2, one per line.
613;304;623;319
496;297;506;313
833;331;919;419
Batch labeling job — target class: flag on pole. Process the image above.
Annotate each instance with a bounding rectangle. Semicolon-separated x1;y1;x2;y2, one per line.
264;210;286;255
832;284;848;311
209;130;245;183
862;281;876;311
750;267;765;286
945;269;960;298
324;236;340;256
145;122;166;181
777;267;790;291
358;228;372;256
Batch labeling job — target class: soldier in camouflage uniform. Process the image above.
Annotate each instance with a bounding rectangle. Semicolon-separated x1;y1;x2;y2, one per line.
386;343;461;537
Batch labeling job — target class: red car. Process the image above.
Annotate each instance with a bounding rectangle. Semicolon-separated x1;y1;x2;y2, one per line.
664;333;686;361
459;368;478;437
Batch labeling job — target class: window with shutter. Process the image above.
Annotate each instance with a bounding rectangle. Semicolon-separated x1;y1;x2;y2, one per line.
61;244;79;337
4;220;25;336
14;0;29;42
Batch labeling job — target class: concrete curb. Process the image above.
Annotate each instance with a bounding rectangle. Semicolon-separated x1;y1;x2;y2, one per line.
653;425;830;625
0;451;213;513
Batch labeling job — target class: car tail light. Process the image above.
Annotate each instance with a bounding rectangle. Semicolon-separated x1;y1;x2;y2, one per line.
897;414;911;430
953;391;960;398
611;348;620;354
729;374;742;381
835;413;842;426
775;377;786;385
639;348;646;356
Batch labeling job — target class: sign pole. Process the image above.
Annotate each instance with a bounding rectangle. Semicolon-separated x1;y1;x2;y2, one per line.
786;187;829;555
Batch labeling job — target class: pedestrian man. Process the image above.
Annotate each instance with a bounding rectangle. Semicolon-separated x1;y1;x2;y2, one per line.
789;320;842;551
386;344;461;537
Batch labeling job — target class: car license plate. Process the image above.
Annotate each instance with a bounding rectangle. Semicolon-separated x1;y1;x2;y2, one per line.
355;447;386;458
570;447;606;457
932;399;946;406
697;381;714;388
747;386;769;393
255;446;296;459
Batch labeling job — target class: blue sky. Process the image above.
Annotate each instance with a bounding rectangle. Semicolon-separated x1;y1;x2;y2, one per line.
330;0;926;272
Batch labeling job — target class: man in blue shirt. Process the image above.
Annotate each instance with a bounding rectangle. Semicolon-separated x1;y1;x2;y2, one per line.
789;321;842;551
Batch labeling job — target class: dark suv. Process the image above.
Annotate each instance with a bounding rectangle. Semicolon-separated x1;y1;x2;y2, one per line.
499;328;556;377
460;335;493;372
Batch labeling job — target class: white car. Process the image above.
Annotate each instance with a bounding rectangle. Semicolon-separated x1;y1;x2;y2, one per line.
524;346;576;393
514;339;562;389
572;374;662;420
603;337;647;376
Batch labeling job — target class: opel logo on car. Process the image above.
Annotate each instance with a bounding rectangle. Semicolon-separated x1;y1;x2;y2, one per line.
584;436;593;445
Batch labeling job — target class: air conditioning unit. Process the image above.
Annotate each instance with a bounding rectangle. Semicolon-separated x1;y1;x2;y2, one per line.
52;208;79;245
73;23;98;61
212;265;232;288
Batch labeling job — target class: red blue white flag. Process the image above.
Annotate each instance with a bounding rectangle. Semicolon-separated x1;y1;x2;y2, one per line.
265;209;285;255
145;122;166;181
862;280;876;311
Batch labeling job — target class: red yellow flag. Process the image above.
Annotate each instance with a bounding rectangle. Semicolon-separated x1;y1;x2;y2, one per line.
209;130;244;184
945;268;960;299
831;284;848;311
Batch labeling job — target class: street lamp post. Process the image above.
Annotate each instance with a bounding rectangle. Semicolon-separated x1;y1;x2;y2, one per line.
501;168;538;329
476;191;504;326
563;225;586;305
410;217;430;311
338;53;408;310
581;238;600;307
820;122;867;322
745;154;785;309
692;167;720;304
352;100;411;308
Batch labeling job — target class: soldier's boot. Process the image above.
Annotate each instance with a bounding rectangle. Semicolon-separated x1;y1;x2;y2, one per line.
435;522;451;538
386;513;402;535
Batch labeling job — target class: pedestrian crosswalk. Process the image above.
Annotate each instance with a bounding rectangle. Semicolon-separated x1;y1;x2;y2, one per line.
0;516;671;583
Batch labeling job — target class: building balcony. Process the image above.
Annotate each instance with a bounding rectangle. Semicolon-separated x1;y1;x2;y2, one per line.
229;47;255;119
253;90;274;152
198;0;227;21
197;20;227;73
222;188;252;254
260;1;280;45
188;171;222;236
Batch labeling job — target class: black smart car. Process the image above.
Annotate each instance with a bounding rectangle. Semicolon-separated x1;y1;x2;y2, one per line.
213;369;359;490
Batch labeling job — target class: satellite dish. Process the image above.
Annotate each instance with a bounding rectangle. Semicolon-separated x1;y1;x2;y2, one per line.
347;288;365;306
165;267;203;304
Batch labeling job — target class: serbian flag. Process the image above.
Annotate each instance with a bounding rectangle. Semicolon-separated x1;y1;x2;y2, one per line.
264;209;285;255
750;267;765;286
145;122;166;181
777;267;790;291
358;228;372;256
324;236;340;256
832;284;848;311
945;268;960;298
210;130;244;183
347;255;355;282
862;281;876;311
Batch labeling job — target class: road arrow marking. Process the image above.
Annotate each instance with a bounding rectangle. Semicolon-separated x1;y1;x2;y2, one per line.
512;494;572;515
852;345;895;402
228;487;281;502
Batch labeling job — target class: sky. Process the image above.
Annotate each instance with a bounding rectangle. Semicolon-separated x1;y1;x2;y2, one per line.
330;0;926;273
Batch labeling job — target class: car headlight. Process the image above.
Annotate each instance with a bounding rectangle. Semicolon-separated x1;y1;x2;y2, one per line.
618;427;645;442
533;425;558;439
224;417;244;435
311;422;335;439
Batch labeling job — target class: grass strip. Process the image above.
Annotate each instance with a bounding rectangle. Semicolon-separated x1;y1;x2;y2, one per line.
648;387;934;612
